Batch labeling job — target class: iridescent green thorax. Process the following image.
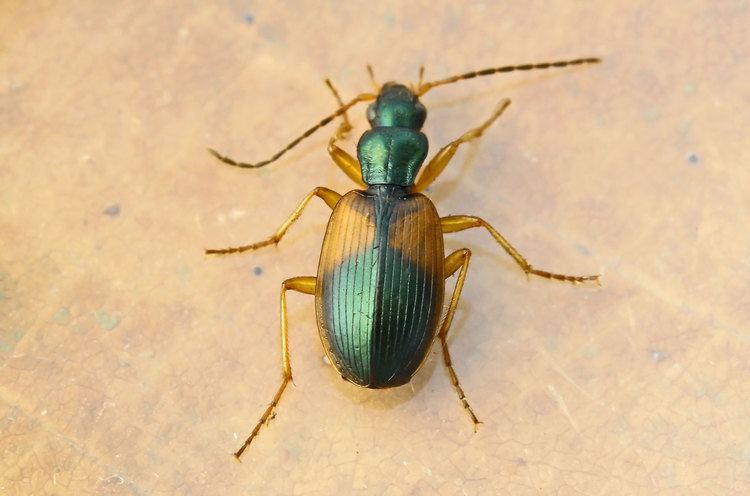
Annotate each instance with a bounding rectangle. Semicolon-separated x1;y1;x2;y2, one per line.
357;128;428;186
358;83;429;187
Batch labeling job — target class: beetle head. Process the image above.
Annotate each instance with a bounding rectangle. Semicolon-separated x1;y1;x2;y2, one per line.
366;83;427;130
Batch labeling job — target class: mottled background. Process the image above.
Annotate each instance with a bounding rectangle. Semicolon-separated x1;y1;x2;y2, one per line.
1;1;749;495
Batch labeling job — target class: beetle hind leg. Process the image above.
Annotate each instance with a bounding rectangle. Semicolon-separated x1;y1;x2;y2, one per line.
442;215;600;284
233;276;316;460
439;248;481;429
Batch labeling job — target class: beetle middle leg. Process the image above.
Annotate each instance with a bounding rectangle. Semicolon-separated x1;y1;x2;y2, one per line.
234;275;316;460
439;248;481;429
205;187;341;255
441;216;600;284
413;98;512;193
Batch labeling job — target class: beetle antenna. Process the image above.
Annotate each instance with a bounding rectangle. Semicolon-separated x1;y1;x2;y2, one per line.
324;78;352;133
416;65;425;91
208;92;376;169
416;57;601;96
366;65;379;92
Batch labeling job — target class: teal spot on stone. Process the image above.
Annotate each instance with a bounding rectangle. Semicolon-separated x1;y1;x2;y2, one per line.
52;307;71;325
0;328;25;352
95;310;121;331
545;334;559;352
641;108;660;122
583;343;597;358
678;121;691;136
177;265;191;283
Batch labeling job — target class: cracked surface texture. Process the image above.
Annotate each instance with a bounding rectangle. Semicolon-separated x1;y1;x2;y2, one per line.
1;1;749;494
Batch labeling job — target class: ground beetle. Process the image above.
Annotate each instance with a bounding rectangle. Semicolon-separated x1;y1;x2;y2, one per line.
207;57;601;459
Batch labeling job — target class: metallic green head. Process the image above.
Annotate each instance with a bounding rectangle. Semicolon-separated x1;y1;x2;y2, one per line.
357;83;429;187
366;83;427;129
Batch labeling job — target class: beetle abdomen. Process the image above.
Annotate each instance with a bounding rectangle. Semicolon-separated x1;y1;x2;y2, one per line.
316;187;444;388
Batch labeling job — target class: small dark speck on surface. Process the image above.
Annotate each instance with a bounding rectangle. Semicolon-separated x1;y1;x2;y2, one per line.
688;153;699;165
575;243;591;256
649;349;668;362
253;266;263;276
103;204;121;216
244;13;254;24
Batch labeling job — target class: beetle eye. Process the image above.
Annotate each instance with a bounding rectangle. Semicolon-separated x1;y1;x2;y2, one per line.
366;103;377;125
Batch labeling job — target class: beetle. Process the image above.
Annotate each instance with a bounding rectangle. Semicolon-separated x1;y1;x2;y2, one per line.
206;57;601;459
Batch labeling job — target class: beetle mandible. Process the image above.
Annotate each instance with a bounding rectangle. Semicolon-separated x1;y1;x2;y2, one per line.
207;57;601;460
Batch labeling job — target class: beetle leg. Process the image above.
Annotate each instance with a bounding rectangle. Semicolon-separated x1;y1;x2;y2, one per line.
327;130;366;187
413;99;512;193
323;78;367;187
205;187;342;255
234;276;316;460
440;248;481;429
441;215;600;284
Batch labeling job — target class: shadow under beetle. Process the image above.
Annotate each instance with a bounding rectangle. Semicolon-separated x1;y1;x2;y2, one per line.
207;57;602;460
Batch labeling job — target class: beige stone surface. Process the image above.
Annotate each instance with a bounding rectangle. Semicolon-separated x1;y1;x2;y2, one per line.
1;1;749;494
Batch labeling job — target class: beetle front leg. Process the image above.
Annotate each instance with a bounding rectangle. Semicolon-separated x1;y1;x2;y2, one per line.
324;78;367;187
441;215;600;284
234;276;316;460
413;99;511;193
327;127;366;187
440;248;481;429
205;187;341;255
